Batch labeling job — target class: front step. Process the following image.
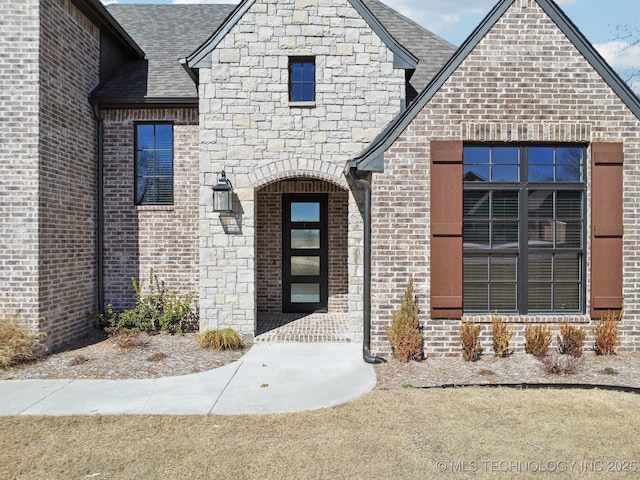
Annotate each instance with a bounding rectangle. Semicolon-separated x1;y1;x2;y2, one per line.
255;313;351;343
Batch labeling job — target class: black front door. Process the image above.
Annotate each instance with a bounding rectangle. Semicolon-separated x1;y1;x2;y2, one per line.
282;194;328;313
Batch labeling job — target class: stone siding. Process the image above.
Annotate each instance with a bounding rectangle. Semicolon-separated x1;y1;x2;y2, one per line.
198;0;406;337
371;0;640;356
102;108;199;311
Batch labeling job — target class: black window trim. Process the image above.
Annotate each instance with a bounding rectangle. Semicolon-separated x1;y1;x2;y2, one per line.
134;121;174;206
288;56;316;105
462;142;587;315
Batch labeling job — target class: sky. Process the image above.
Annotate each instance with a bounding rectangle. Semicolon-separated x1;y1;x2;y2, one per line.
102;0;640;90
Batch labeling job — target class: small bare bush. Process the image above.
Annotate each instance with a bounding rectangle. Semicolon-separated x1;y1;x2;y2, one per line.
0;317;47;368
524;324;552;357
385;276;423;362
461;320;482;362
594;310;621;355
199;328;243;351
557;322;586;357
539;352;583;375
110;331;151;350
491;313;514;357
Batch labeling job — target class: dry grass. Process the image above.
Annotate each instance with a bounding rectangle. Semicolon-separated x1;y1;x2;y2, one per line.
2;388;640;479
0;318;46;368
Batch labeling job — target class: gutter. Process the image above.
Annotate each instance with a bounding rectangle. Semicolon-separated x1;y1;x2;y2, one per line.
347;167;386;364
91;103;105;315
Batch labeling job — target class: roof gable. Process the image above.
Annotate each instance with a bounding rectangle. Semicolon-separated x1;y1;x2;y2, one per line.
183;0;418;71
353;0;640;172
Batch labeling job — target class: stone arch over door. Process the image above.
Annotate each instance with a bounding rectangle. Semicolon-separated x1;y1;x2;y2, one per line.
256;175;349;316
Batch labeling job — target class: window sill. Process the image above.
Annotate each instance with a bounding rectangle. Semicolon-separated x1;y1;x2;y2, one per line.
462;313;590;324
136;204;175;212
289;101;316;108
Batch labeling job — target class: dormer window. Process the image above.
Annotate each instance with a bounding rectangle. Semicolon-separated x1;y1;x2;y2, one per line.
289;57;315;104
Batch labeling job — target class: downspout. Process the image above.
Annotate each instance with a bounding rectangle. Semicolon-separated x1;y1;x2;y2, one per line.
91;103;105;315
347;167;386;364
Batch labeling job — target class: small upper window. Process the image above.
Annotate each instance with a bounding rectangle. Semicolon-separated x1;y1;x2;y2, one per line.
289;57;315;103
135;123;173;205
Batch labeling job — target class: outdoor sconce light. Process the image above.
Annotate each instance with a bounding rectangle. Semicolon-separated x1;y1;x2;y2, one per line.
212;170;233;213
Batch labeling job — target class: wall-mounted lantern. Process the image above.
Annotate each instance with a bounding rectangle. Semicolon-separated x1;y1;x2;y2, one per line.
212;170;233;213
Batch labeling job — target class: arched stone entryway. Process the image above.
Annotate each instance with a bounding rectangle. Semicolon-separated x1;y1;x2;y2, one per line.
255;177;351;341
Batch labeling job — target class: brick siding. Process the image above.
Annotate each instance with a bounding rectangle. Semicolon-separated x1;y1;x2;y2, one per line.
371;0;640;356
102;108;199;311
0;0;41;331
256;179;348;314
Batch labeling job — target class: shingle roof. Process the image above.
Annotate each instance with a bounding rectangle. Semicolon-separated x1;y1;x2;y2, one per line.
93;4;235;103
364;0;456;93
92;1;455;105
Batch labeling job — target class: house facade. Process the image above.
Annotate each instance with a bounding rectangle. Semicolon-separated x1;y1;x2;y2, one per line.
2;0;639;358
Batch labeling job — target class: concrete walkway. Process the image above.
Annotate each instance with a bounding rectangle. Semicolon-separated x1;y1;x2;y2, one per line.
0;342;376;416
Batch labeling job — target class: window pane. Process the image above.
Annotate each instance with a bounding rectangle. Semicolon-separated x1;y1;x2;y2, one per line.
492;222;518;247
492;191;518;218
464;256;488;281
464;146;490;164
302;83;314;101
559;222;583;248
529;165;554;182
492;147;519;164
529;283;552;311
464;284;488;311
529;147;554;164
136;123;173;205
529;191;553;217
291;202;320;222
464;191;489;218
554;284;580;311
490;284;516;310
493;165;519;182
291;283;320;303
556;147;583;182
463;222;489;246
491;256;516;281
555;255;580;281
464;165;490;181
291;256;320;276
529;255;552;282
556;191;582;218
291;229;320;249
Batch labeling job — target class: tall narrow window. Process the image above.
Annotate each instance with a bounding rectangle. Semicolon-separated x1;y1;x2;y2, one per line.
135;123;173;205
463;145;586;313
289;57;315;103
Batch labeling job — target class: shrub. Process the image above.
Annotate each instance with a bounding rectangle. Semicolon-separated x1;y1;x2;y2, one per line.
524;324;552;357
461;320;482;362
110;331;151;350
557;322;586;357
199;328;243;351
491;313;514;357
594;310;621;355
539;352;582;375
0;317;47;368
385;276;423;362
101;268;198;335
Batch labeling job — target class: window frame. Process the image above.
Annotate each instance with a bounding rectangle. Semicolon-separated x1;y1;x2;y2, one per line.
288;56;316;104
462;143;587;314
134;122;174;206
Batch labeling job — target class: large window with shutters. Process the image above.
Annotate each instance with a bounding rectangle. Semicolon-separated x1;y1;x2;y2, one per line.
462;144;586;314
135;123;173;205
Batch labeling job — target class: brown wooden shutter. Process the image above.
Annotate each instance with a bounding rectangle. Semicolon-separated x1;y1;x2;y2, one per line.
430;141;463;319
591;142;624;318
